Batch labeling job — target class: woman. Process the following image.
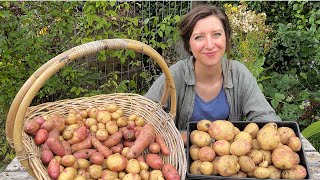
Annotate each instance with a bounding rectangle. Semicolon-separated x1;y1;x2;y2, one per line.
145;5;281;140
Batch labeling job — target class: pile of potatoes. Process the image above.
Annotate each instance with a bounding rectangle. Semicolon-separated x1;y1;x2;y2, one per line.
189;120;307;179
23;103;180;180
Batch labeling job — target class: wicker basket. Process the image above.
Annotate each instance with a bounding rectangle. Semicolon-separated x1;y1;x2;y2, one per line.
6;39;186;180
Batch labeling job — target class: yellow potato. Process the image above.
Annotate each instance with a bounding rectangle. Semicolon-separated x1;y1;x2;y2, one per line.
126;159;141;174
243;122;259;138
260;150;272;165
149;170;164;180
58;167;76;180
119;172;126;179
248;149;263;164
287;136;302;152
105;120;118;135
234;131;252;143
232;171;248;178
278;127;296;144
107;103;119;113
254;167;270;179
61;155;76;167
116;109;124;117
192;131;211;147
230;140;251;156
128;114;138;121
189;144;200;161
87;107;99;119
200;161;214;175
197;120;212;132
208;120;235;141
117;117;128;127
257;125;281;151
111;112;121;120
135;117;145;127
74;175;86;180
251;139;261;150
106;153;127;172
139;161;149;171
96;110;111;123
101;169;119;180
267;165;281;179
272;145;296;169
213;140;230;156
88;164;102;179
216;155;240;176
190;160;202;175
77;159;91;169
238;156;256;173
281;165;307;179
140;169;150;180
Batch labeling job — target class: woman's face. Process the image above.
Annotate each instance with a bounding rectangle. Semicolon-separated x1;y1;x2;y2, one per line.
189;15;226;67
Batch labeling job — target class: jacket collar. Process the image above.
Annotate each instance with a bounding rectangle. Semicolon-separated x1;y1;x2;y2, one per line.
185;56;233;89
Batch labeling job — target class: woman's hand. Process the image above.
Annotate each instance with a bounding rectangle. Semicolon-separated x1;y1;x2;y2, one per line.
179;130;187;147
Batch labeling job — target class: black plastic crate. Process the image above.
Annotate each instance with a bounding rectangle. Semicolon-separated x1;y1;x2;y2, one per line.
186;121;311;180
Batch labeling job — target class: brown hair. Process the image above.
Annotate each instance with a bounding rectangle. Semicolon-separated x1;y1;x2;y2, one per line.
178;4;231;58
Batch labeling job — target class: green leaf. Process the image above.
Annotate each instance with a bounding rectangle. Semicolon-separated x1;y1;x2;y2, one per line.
300;72;307;80
275;93;285;100
109;0;116;7
158;31;163;37
302;121;320;138
271;99;279;109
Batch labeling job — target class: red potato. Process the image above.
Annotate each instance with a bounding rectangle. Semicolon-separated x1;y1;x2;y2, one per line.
149;142;161;154
73;149;97;159
110;143;124;154
136;155;145;162
40;119;55;132
68;125;87;145
71;134;93;153
127;121;136;130
41;149;54;165
121;127;135;141
155;135;170;156
48;158;60;179
134;126;143;139
34;116;46;125
23;120;40;135
90;152;105;165
41;142;49;151
46;137;66;157
48;129;60;140
123;140;135;147
34;129;48;145
61;140;72;155
92;137;112;158
127;124;156;159
146;153;163;170
50;114;66;133
162;163;180;180
103;131;123;148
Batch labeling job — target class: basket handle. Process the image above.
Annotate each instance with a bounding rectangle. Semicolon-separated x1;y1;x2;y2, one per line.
9;39;176;177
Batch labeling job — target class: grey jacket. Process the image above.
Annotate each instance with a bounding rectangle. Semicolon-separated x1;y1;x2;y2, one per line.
144;56;281;130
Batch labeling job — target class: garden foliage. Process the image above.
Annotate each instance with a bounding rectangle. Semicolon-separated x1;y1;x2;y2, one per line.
0;1;319;169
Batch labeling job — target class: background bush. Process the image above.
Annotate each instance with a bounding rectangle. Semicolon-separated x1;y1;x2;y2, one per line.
0;1;319;169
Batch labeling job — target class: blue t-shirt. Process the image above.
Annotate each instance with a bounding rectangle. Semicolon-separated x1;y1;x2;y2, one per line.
190;87;230;122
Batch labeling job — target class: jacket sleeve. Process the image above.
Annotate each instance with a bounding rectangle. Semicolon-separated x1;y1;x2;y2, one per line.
144;73;170;111
239;64;282;122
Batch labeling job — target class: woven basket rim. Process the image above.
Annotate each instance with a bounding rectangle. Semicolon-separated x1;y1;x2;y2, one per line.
6;39;183;179
22;93;186;180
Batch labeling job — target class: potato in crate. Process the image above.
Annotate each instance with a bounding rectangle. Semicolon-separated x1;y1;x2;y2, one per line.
187;120;310;179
